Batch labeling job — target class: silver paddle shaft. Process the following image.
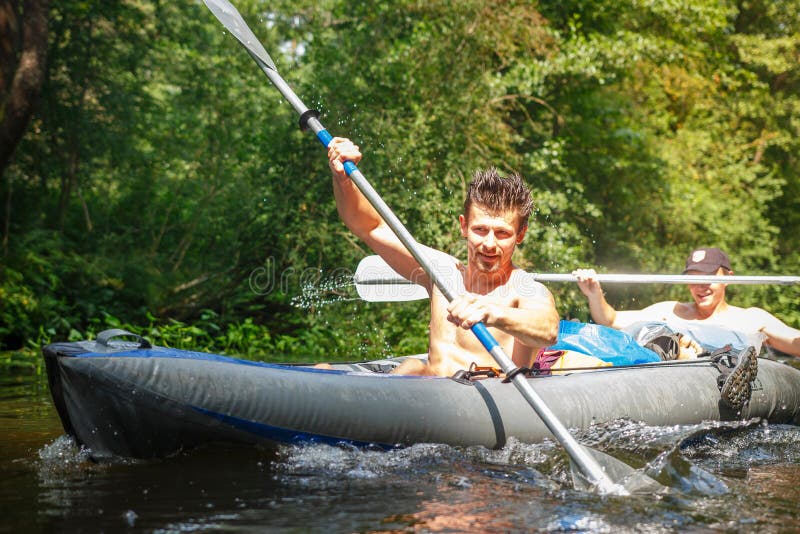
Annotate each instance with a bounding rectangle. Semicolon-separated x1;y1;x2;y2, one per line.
204;0;622;495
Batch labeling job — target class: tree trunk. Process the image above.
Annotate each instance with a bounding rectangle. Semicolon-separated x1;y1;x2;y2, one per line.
0;0;50;175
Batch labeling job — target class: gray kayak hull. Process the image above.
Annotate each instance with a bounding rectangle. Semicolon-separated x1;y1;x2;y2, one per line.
43;339;800;459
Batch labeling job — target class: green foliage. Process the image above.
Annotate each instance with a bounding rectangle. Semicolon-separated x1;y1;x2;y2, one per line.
1;0;799;357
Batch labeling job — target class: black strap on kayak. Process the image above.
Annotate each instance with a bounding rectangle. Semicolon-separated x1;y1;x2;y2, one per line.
451;357;715;382
451;363;535;382
451;363;503;381
96;328;152;349
502;366;532;383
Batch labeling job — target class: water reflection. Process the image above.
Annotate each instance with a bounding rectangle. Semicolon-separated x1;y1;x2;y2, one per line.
746;465;800;529
379;474;545;532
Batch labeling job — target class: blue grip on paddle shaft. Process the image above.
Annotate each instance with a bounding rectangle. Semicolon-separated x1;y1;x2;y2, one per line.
316;129;333;147
471;323;500;351
316;129;358;177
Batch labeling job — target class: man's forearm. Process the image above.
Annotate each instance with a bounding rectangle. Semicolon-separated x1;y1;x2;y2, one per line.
332;175;383;241
587;294;617;327
489;305;560;349
762;329;800;358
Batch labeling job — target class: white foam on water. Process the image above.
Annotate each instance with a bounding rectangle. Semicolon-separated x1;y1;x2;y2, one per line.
276;442;459;481
37;435;92;470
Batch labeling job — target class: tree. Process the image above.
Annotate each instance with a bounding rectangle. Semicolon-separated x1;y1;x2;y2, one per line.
0;0;49;176
2;0;798;355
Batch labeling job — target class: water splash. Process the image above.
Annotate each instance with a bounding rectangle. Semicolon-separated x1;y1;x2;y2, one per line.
275;442;461;482
291;272;359;309
37;435;93;472
270;418;783;500
276;439;579;493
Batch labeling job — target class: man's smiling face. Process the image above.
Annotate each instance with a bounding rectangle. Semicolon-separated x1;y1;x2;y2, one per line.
459;204;526;274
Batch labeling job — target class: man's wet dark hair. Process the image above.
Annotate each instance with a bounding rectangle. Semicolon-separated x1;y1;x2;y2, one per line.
463;167;533;230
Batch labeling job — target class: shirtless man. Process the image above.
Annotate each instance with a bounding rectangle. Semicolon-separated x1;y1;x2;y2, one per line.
328;137;559;376
573;247;800;357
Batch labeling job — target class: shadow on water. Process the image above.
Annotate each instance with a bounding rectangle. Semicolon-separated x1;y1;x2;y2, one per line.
3;371;800;532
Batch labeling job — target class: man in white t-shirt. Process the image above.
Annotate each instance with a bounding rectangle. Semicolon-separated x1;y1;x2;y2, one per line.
574;247;800;409
573;247;800;358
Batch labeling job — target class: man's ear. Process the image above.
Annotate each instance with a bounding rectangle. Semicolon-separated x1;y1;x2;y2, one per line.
516;224;528;244
459;214;467;238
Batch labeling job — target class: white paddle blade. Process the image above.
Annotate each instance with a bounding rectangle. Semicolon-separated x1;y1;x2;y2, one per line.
355;281;429;302
203;0;277;71
354;255;429;302
353;256;800;303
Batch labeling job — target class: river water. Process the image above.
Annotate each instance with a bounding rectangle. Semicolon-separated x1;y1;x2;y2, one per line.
3;369;800;533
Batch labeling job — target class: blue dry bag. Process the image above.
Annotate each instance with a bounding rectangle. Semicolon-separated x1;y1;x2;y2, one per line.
549;320;662;365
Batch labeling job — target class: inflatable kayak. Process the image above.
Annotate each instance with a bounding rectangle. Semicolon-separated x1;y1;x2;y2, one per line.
43;330;800;459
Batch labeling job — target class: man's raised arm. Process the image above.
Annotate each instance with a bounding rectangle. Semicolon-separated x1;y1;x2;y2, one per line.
328;137;431;291
573;269;622;327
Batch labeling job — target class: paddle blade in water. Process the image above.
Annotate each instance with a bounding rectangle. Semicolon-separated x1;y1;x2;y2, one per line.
571;446;665;495
203;0;277;71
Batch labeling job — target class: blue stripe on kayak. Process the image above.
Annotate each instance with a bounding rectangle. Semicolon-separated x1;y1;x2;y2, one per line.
69;347;442;379
192;406;396;450
72;347;350;373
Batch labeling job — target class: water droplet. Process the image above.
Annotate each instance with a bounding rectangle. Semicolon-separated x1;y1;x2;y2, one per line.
123;510;138;527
